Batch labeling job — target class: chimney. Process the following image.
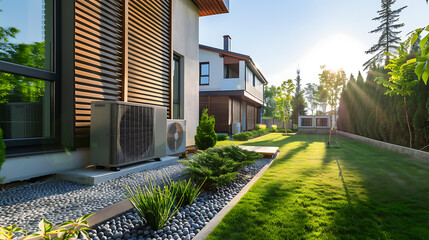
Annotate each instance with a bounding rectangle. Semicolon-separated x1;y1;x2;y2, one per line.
223;35;231;51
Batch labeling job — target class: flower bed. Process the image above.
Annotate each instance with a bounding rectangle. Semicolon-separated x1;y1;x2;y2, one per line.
89;159;271;240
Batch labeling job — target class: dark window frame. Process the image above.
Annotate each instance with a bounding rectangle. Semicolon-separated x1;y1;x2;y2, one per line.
316;118;328;127
0;0;61;150
224;63;239;79
199;62;209;85
301;118;312;127
173;54;181;119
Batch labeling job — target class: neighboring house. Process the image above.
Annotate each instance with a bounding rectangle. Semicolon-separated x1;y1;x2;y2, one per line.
298;115;330;133
199;36;268;134
0;0;229;183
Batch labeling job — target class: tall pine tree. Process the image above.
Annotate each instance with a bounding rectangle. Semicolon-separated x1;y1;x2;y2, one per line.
363;0;407;70
291;69;306;128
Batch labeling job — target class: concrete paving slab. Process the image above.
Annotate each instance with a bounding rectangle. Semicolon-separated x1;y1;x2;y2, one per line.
57;156;179;185
238;145;279;158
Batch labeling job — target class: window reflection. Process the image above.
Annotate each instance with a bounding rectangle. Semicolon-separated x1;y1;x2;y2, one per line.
0;0;54;71
0;73;53;139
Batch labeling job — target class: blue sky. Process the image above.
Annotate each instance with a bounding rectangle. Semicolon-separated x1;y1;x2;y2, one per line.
199;0;429;87
0;0;44;43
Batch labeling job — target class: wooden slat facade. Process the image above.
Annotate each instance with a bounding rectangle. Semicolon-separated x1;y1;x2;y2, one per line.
74;0;172;146
246;104;255;131
74;0;123;145
127;0;172;116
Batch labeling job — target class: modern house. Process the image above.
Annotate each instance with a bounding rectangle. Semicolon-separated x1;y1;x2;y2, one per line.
0;0;229;183
297;115;330;133
199;36;268;134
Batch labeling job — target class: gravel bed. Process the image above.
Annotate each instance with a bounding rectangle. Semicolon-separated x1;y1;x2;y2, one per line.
0;161;186;233
90;158;272;240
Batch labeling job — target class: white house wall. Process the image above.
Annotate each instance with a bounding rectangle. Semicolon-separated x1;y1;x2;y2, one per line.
199;49;246;91
173;0;199;146
1;149;89;183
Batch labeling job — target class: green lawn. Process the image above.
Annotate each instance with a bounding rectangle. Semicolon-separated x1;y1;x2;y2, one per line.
208;133;429;240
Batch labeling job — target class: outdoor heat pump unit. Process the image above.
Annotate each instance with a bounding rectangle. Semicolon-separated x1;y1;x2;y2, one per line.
166;119;186;156
90;101;167;170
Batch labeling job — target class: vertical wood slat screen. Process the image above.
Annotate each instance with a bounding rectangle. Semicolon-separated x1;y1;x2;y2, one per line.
127;0;172;117
74;0;172;146
74;0;123;144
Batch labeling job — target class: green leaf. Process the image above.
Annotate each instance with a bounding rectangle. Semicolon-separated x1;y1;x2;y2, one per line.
58;220;74;227
38;219;53;233
423;66;429;84
415;62;426;80
77;213;94;223
411;29;423;46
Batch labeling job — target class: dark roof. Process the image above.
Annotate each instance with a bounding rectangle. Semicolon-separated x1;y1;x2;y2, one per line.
199;44;268;84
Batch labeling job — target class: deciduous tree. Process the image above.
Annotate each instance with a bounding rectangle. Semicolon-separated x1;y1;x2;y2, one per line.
275;79;295;134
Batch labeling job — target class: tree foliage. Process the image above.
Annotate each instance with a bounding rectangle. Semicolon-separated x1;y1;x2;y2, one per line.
364;0;407;70
338;68;429;150
275;79;295;134
291;69;307;125
375;37;419;148
304;83;319;115
262;85;277;118
194;109;217;150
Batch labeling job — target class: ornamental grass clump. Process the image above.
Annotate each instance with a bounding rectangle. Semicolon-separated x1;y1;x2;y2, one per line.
171;178;205;207
124;175;182;230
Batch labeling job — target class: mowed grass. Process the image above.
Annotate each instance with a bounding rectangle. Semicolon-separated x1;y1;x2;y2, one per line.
209;133;429;239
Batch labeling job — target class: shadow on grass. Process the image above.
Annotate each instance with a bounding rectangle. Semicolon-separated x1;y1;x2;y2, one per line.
324;135;429;239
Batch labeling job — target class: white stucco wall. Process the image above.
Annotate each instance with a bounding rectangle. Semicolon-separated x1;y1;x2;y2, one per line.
1;149;89;183
173;0;199;146
199;49;246;92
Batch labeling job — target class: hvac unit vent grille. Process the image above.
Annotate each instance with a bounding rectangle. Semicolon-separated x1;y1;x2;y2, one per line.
167;122;184;152
114;104;155;165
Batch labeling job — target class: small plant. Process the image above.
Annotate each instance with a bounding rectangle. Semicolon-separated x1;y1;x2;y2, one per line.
272;125;277;132
0;224;27;240
194;109;217;150
232;132;249;141
287;129;292;133
0;128;5;183
179;145;262;188
216;134;229;141
255;124;266;130
172;178;205;207
124;175;182;230
0;214;93;240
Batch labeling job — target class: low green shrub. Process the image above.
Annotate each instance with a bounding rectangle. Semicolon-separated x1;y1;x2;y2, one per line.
0;214;93;240
216;134;229;141
124;175;181;230
232;132;249;141
171;178;204;207
272;125;277;131
287;129;292;133
179;145;262;188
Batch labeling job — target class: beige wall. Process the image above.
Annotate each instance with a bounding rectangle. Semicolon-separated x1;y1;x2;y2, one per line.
173;0;199;146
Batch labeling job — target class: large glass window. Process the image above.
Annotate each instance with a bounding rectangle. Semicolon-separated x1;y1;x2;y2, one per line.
224;63;239;78
316;118;328;126
0;0;57;147
0;0;54;71
200;62;209;85
0;74;53;139
173;55;181;119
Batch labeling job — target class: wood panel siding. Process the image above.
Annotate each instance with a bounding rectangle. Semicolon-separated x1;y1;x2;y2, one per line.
209;96;230;133
73;0;172;147
74;0;123;145
246;104;255;131
127;0;172;117
232;98;241;123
